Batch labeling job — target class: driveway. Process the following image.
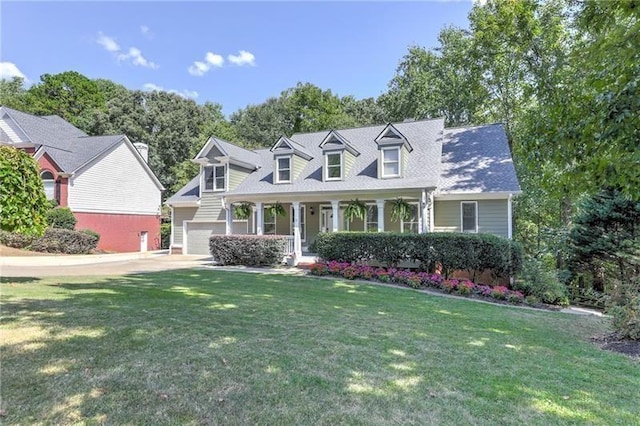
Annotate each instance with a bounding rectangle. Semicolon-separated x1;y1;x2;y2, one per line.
0;253;212;277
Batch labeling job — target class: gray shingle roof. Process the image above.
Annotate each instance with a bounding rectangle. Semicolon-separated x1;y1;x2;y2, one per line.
167;119;521;205
1;106;124;172
438;124;521;193
210;137;261;167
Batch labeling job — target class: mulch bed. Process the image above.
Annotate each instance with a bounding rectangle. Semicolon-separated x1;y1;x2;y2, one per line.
592;334;640;359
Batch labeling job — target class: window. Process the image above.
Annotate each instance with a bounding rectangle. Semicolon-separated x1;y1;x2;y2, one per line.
401;203;420;233
461;201;478;233
325;152;342;180
41;171;55;200
381;147;400;177
365;205;378;232
204;165;225;191
276;156;291;183
264;207;277;235
290;205;306;241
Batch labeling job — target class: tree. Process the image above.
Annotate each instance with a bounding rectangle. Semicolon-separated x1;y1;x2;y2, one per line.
25;71;106;128
0;76;27;110
0;146;49;236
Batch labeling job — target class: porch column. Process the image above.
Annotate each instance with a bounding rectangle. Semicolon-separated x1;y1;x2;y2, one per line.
376;199;385;232
331;200;339;232
507;194;513;239
292;201;302;258
256;202;264;235
429;191;435;232
421;189;429;233
225;203;234;235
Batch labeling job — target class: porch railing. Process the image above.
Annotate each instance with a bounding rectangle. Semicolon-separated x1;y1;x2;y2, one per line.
281;235;295;255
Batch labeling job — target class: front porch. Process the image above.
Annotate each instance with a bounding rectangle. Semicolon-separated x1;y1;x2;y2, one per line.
222;190;435;261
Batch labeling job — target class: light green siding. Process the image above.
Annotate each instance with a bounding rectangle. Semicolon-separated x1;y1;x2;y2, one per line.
172;207;197;246
293;155;308;180
194;192;225;221
433;199;509;237
228;164;250;190
384;202;402;232
401;146;409;177
304;202;320;246
275;205;291;235
344;151;356;178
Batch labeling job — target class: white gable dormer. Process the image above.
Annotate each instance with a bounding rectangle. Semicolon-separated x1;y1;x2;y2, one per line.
0;110;34;149
319;130;359;182
270;136;312;184
374;124;412;179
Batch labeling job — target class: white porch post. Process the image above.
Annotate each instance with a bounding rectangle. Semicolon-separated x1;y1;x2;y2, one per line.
331;200;340;232
376;199;385;232
225;203;234;235
292;201;302;258
421;189;429;233
507;194;513;239
429;191;435;232
256;202;264;235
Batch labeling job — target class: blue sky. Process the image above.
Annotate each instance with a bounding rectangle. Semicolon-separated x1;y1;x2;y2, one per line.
1;1;474;115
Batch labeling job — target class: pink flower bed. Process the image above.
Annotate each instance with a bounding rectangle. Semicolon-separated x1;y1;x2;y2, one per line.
309;261;524;304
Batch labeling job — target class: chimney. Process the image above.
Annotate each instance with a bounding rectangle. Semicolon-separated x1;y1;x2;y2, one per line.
133;142;149;163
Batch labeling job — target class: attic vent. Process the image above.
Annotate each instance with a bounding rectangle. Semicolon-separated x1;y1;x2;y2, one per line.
134;143;149;162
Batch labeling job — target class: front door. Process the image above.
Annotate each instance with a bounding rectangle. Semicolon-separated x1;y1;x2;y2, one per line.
140;231;148;252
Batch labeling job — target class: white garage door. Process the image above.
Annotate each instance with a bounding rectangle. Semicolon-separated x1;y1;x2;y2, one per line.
185;222;225;255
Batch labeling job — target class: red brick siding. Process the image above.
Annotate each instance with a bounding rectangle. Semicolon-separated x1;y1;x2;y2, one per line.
74;212;161;253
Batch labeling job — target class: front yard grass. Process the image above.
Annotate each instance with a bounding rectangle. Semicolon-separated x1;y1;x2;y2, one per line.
1;270;638;425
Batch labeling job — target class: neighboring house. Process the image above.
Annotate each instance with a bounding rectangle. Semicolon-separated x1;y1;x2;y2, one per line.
0;106;164;252
166;118;521;256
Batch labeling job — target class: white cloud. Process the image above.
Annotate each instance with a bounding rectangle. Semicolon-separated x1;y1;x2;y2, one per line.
0;62;27;81
140;25;150;35
96;32;120;52
188;51;224;76
117;47;158;69
228;50;255;66
96;32;158;69
142;83;198;99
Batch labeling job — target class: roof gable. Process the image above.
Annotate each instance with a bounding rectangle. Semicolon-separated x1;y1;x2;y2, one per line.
319;130;360;156
195;136;261;169
0;109;33;148
375;123;413;152
270;136;313;160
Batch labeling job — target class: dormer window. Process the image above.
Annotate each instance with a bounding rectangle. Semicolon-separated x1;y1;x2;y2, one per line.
381;147;400;177
204;164;225;191
276;156;291;183
325;152;342;181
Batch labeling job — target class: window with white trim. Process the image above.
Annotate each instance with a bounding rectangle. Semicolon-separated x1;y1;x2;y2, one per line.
381;147;400;177
204;165;225;191
290;205;306;241
401;203;420;233
276;156;291;183
365;205;378;232
461;201;478;233
41;171;55;200
325;152;342;180
264;206;277;235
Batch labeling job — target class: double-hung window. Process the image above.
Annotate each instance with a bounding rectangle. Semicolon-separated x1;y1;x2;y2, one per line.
461;201;478;233
276;156;291;183
264;207;277;235
41;171;55;200
381;147;400;177
401;203;420;233
204;165;226;191
325;152;342;180
365;205;378;232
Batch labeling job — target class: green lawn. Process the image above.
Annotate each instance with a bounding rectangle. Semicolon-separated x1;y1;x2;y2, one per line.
1;270;638;425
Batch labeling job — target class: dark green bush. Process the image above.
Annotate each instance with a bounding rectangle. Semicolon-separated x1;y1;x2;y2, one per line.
29;228;99;254
210;235;289;266
512;258;569;306
160;222;171;249
46;207;77;230
0;230;36;249
80;229;100;247
313;232;523;280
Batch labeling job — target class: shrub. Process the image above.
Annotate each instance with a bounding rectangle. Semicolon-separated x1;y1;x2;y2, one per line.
29;228;99;254
46;207;77;230
160;222;171;249
607;275;640;340
0;230;36;249
513;258;569;306
313;232;523;279
80;229;100;247
209;235;289;266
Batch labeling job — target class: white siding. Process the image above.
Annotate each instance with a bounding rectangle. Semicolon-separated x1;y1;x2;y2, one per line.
68;141;161;214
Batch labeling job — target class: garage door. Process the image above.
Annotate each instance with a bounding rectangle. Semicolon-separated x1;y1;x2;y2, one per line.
185;222;225;255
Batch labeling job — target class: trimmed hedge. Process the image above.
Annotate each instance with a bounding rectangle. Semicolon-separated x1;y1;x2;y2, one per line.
313;232;523;279
0;230;36;249
29;228;99;254
46;207;77;230
210;235;289;266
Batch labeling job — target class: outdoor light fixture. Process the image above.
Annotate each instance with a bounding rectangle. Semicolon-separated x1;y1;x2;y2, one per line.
310;206;315;215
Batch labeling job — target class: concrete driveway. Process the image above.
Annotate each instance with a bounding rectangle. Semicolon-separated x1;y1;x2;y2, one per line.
0;252;212;277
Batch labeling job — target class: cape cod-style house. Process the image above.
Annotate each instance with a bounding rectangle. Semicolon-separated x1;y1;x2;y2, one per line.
167;118;521;257
0;106;164;252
